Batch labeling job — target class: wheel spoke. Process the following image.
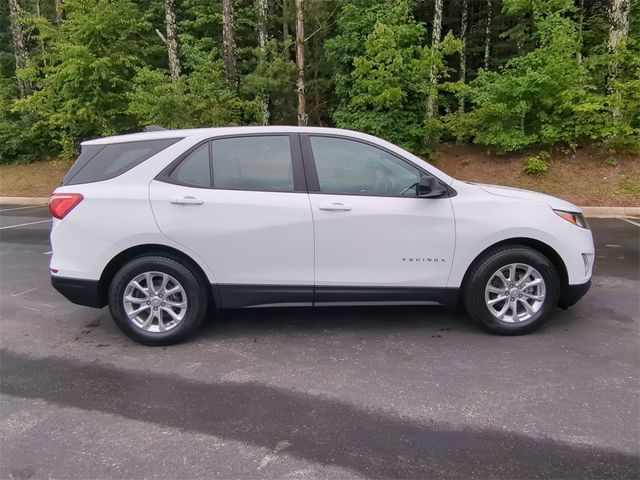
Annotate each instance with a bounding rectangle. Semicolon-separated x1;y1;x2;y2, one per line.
518;299;535;315
518;266;532;286
164;299;186;308
159;274;169;295
146;272;158;294
161;306;181;322
141;312;154;329
487;295;508;306
164;285;181;296
124;295;146;304
487;285;507;294
156;311;166;331
131;281;149;298
508;264;516;283
521;291;544;301
495;271;509;287
129;304;150;316
496;301;510;320
523;278;543;290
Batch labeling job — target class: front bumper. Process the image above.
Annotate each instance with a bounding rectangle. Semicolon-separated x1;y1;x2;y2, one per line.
51;276;106;308
558;280;591;309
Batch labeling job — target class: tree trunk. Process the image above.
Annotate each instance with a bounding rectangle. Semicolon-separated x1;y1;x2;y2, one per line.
426;0;443;119
576;0;584;63
295;0;307;126
222;0;238;90
54;0;62;24
257;0;269;124
458;0;468;116
483;0;492;69
607;0;631;119
164;0;181;80
282;0;290;59
8;0;32;97
608;0;630;50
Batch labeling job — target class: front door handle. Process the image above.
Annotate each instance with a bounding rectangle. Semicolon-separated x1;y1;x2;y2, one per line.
319;202;352;212
170;196;203;205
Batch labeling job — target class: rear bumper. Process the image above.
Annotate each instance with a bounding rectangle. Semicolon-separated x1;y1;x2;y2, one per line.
558;279;591;309
51;276;106;308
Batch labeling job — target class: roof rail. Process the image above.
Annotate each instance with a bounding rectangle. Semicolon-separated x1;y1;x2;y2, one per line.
144;125;167;132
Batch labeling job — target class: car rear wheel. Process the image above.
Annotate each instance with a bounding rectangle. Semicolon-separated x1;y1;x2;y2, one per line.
463;246;560;335
108;256;207;345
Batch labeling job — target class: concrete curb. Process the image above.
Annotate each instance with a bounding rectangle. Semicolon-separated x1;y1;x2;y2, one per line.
0;197;637;218
581;206;640;218
0;197;49;206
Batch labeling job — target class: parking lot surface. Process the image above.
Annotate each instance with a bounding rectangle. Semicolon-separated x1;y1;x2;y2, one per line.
0;205;638;479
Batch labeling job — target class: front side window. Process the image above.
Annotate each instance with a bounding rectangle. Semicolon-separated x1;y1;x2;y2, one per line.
309;136;421;196
212;136;294;192
169;143;211;188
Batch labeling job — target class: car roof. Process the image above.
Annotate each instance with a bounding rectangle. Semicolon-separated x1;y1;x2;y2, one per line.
81;126;376;145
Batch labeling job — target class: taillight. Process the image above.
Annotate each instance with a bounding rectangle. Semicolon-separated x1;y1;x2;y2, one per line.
49;193;84;219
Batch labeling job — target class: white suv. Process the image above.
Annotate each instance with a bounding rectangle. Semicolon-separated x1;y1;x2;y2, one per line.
49;126;594;345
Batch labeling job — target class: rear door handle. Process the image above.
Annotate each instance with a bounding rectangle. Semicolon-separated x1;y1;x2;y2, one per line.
170;196;203;205
319;203;352;212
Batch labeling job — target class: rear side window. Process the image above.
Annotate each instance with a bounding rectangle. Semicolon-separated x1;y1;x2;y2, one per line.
212;136;293;192
169;143;211;188
63;138;182;186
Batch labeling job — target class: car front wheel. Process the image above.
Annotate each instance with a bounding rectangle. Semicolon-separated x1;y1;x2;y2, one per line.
108;255;207;345
463;246;560;335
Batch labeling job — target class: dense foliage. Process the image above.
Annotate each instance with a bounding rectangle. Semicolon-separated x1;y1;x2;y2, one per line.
0;0;638;163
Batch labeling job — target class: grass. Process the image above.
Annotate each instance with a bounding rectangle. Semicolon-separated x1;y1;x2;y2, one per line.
0;159;73;197
0;145;638;206
432;145;640;207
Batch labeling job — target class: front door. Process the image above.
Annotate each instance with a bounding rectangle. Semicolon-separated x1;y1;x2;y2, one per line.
302;134;455;303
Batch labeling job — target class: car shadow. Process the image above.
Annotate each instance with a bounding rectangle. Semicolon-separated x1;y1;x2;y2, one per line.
1;349;636;479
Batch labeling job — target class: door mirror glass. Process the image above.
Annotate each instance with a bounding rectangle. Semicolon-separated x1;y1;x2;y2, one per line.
418;176;447;198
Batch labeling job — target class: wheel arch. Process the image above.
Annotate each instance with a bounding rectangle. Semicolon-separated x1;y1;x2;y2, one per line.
98;244;218;308
460;237;569;301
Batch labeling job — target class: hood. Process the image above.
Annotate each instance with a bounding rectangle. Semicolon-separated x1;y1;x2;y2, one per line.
472;183;581;212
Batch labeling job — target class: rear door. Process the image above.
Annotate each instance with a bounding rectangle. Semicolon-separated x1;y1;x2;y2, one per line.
150;134;315;308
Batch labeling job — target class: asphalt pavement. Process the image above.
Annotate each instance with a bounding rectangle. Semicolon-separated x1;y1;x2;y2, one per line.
0;205;638;479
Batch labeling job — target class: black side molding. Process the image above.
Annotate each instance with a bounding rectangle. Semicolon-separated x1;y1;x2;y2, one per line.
216;284;458;309
51;276;106;308
558;280;591;309
218;284;314;309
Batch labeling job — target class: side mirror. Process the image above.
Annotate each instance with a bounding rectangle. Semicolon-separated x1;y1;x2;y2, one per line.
418;176;447;198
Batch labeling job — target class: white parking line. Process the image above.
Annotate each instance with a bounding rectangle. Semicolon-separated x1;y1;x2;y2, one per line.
620;218;640;228
11;287;37;297
0;219;52;230
0;204;47;212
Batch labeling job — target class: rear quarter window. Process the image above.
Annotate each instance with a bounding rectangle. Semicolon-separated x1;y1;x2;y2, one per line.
63;138;182;186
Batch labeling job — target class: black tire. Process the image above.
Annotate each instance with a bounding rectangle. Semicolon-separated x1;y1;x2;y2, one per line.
108;255;207;345
463;246;560;335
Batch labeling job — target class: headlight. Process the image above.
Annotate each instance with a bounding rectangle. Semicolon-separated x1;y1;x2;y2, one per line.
553;210;589;229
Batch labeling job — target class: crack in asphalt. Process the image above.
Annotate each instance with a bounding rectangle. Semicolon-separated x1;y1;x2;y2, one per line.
1;349;637;479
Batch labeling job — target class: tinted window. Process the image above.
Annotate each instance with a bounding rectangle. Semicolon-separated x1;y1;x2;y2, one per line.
212;136;293;192
170;143;211;187
310;136;421;196
65;138;181;185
